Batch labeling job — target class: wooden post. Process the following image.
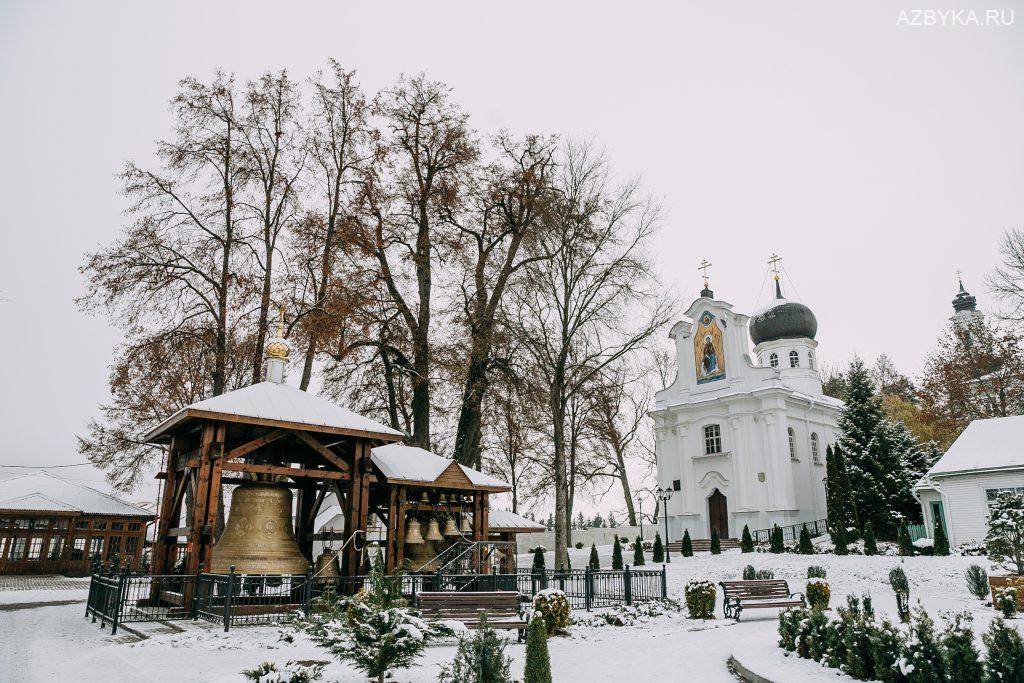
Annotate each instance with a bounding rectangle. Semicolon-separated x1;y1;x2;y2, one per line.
296;481;316;562
185;423;223;577
395;487;407;570
385;486;399;572
341;440;364;576
152;438;181;575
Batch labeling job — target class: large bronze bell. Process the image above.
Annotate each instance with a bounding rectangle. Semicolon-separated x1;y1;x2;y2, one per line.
443;516;459;537
405;539;438;570
405;518;425;544
313;548;341;577
210;482;309;575
425;518;444;542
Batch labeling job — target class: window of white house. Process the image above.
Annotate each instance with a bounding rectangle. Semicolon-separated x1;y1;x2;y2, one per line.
769;352;778;368
704;424;722;454
986;487;1024;504
808;350;815;370
789;350;800;368
811;432;821;463
788;427;798;460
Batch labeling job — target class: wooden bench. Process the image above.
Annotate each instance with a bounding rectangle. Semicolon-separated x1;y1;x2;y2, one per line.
719;580;805;620
416;591;528;641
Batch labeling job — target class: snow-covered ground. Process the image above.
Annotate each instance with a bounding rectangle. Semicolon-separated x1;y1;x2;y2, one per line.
1;549;1019;682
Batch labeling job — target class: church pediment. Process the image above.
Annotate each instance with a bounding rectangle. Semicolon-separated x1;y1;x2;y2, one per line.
698;470;730;489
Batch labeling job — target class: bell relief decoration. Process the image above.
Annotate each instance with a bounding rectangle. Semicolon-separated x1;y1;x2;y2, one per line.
694;310;725;384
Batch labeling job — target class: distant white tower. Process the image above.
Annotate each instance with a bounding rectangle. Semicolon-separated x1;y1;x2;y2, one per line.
951;275;983;332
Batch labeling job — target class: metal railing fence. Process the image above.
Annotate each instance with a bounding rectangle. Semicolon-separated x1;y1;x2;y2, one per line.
751;518;828;544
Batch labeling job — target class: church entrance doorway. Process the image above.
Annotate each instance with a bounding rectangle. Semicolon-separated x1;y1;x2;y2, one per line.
708;489;728;538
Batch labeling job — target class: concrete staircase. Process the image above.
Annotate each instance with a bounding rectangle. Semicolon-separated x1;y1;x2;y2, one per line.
666;538;741;553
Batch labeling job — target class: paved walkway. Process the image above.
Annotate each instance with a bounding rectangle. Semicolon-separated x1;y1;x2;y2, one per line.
0;575;90;591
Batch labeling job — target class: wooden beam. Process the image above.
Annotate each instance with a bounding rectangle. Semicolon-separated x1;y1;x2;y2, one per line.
293;431;349;472
223;428;287;461
184;408;404;443
220;460;346;480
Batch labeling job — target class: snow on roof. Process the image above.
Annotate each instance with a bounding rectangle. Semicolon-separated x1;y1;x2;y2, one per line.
487;510;545;532
929;415;1024;476
144;381;404;442
369;444;510;490
0;472;153;517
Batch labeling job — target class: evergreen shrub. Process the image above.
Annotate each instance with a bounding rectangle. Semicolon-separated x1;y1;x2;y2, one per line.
940;612;983;683
532;547;545;571
965;564;989;600
681;529;693;557
742;565;755;580
983;618;1024;682
684;580;716;619
806;579;830;611
934;518;950;556
523;613;552;683
741;524;754;553
898;522;914;557
438;613;512;683
611;536;623;570
633;536;645;566
770;525;784;553
588;543;600;570
652;533;664;563
889;566;911;623
798;524;814;554
756;568;774;580
994;586;1018;619
807;565;826;579
862;521;877;556
710;528;721;554
532;590;570;636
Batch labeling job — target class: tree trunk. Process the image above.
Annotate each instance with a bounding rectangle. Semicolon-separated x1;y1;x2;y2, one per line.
551;386;568;571
453;337;490;467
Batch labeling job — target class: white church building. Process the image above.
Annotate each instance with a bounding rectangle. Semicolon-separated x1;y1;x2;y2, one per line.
653;272;841;542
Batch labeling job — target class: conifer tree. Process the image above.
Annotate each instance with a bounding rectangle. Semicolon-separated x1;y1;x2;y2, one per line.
437;613;512;683
710;528;721;554
652;533;664;563
523;614;552;683
611;535;623;570
940;613;983;683
934;517;950;556
533;547;545;571
681;529;693;557
901;605;946;682
769;524;784;553
798;524;813;554
588;543;600;570
862;520;878;556
741;524;754;553
632;536;645;566
898;522;914;556
832;521;848;555
825;444;859;541
982;619;1024;683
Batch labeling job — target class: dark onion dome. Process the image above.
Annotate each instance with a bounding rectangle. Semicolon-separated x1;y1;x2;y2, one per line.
952;279;977;313
749;279;817;345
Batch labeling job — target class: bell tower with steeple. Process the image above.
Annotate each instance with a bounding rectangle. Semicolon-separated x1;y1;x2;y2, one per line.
951;274;983;332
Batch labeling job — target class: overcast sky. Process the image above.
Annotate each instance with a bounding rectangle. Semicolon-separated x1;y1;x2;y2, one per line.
1;2;1022;507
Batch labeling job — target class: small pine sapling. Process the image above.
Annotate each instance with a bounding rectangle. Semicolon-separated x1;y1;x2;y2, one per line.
756;568;774;580
832;522;848;556
934;518;950;556
533;547;545;571
965;564;989;600
770;524;784;554
741;524;754;553
523;614;552;683
633;536;645;566
438;613;512;683
710;528;721;554
898;522;914;557
588;543;600;570
798;524;814;554
940;612;983;683
611;536;623;570
982;618;1024;682
862;521;877;556
889;566;911;623
807;565;826;579
994;586;1018;618
901;604;946;682
681;529;693;557
743;564;756;580
652;533;664;563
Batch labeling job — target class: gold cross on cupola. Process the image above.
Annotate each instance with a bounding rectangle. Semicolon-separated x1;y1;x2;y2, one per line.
767;253;782;281
698;259;712;288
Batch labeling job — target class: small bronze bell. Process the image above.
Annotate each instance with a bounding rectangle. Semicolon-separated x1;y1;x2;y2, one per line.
405;518;425;544
420;491;430;504
443;516;459;537
313;548;341;577
438;493;447;505
461;513;472;534
425;518;443;542
210;482;309;575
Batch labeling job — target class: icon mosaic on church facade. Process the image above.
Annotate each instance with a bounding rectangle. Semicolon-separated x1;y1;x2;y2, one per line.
694;310;725;384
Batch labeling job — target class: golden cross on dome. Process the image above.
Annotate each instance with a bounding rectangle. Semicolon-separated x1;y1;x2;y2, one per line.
698;259;712;288
768;253;782;280
276;305;286;338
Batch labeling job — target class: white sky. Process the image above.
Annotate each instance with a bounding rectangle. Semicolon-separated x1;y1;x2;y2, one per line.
1;1;1022;514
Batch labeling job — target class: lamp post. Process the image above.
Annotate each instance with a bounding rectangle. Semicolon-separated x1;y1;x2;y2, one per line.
658;487;673;563
637;498;644;541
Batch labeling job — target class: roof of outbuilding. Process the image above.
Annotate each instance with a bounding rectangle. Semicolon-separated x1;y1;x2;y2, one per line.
0;471;154;517
369;443;510;491
487;509;545;532
143;381;405;442
928;415;1024;476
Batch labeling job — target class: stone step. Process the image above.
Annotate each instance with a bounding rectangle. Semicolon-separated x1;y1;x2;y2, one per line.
665;538;741;552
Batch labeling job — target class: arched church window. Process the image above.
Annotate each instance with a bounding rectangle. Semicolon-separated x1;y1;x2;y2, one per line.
811;432;820;463
704;424;722;454
789;350;800;368
769;352;778;368
808;350;815;370
788;427;798;460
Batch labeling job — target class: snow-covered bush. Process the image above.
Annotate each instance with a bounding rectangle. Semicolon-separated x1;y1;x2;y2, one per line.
806;579;830;611
994;585;1018;618
574;542;584;549
241;661;325;683
742;565;755;580
290;562;450;683
889;566;911;623
958;542;987;556
912;537;935;556
572;598;681;628
806;565;826;579
755;568;774;580
983;618;1024;681
437;613;512;683
965;564;989;600
985;491;1024;575
897;605;945;681
684;580;716;619
532;589;570;635
940;612;983;682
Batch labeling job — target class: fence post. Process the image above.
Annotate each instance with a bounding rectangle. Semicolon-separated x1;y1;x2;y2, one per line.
223;565;235;632
85;571;95;619
303;565;314;619
624;565;632;606
584;567;592;612
192;562;204;620
110;564;128;635
661;564;668;599
435;568;442;592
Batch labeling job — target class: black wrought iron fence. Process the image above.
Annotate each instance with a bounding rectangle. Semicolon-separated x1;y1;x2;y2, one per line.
751;518;828;544
85;563;668;633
